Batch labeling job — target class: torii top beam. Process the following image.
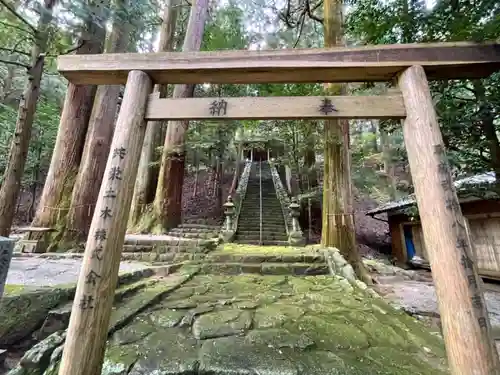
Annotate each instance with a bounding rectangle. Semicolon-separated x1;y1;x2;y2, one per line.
58;42;500;85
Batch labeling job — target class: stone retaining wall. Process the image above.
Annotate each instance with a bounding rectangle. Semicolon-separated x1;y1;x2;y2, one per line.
268;162;293;235
232;161;252;233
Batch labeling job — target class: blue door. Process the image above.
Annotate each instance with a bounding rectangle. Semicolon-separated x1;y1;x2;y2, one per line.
403;225;416;260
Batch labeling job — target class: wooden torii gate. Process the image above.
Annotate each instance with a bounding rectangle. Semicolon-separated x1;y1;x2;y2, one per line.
56;42;500;375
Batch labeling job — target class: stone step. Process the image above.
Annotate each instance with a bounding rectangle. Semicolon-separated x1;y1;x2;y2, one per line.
235;235;289;242
238;221;285;227
121;251;207;263
198;262;329;276
241;203;281;208
169;228;219;234
237;228;286;234
124;239;217;252
242;198;280;201
239;214;284;219
206;253;325;264
178;223;221;229
236;230;287;236
239;211;283;216
242;206;281;209
237;222;286;228
167;232;217;239
234;239;290;246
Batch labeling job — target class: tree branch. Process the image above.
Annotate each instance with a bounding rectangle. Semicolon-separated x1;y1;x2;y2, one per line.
0;0;38;35
305;0;323;24
46;40;86;57
447;143;491;164
0;58;29;69
0;46;30;56
0;20;36;37
293;12;306;48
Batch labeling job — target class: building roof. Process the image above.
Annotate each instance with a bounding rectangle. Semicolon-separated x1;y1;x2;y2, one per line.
367;172;498;216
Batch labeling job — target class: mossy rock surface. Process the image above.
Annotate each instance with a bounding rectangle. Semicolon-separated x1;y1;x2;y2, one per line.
8;258;448;375
51;274;450;374
0;286;74;347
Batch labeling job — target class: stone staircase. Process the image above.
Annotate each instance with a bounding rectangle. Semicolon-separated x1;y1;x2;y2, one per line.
122;220;221;260
167;221;221;240
235;162;289;246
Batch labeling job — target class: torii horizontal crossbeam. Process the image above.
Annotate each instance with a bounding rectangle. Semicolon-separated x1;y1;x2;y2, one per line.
58;42;500;85
145;95;406;120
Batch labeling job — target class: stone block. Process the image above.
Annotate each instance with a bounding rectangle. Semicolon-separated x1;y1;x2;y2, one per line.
0;236;14;299
0;348;6;367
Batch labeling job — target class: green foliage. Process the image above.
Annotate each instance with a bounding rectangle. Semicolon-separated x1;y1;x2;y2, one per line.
2;0;499;221
346;0;500;186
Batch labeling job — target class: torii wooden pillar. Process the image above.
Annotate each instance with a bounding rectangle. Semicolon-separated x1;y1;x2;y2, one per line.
58;70;153;375
398;65;500;374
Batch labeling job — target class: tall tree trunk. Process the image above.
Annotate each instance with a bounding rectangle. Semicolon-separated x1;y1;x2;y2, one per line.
63;0;132;245
31;1;109;234
229;143;242;194
380;126;397;200
321;0;372;284
0;0;21;104
369;120;378;153
193;150;199;197
1;63;16;103
0;0;55;237
129;0;181;228
152;0;210;231
472;80;500;184
303;121;318;188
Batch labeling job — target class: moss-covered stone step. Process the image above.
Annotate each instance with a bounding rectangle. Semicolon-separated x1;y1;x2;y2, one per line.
236;235;289;243
0;268;157;348
121;251;207;263
199;262;329;276
169;227;219;234
235;231;288;240
178;223;221;230
206;252;325;264
5;268;201;375
98;274;447;374
235;239;290;246
125;238;203;246
124;239;218;253
123;244;197;254
174;233;217;239
237;223;286;229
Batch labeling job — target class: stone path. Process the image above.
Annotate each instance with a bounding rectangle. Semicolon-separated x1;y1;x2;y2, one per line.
7;268;449;375
6;257;148;287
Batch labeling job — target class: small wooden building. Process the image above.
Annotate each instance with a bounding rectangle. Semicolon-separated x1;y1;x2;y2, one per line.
368;172;500;280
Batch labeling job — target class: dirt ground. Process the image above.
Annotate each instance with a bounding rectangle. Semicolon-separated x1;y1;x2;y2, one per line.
373;267;500;355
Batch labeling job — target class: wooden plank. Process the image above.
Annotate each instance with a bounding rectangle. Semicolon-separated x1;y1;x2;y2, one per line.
398;65;500;375
57;42;500;85
57;71;153;375
145;95;406;120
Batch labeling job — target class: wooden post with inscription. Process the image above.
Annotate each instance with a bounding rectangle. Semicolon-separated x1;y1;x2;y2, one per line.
58;71;153;375
398;65;500;375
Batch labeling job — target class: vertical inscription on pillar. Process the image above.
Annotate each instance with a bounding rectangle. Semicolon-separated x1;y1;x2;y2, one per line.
78;146;127;311
433;144;488;330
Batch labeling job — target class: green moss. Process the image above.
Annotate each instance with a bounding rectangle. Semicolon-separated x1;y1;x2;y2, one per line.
217;243;311;254
3;284;27;295
102;344;140;375
21;272;448;375
0;286;74;346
